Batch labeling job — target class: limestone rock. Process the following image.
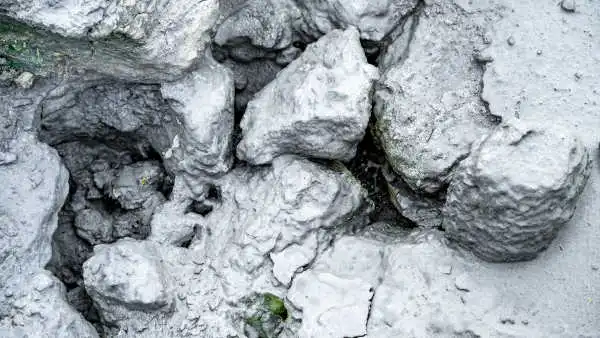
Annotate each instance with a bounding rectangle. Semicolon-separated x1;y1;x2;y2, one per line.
214;0;300;62
373;1;498;193
0;132;69;315
442;123;592;262
83;240;174;320
1;0;220;81
161;55;235;178
237;28;379;164
294;0;419;41
193;155;372;301
288;271;374;337
0;271;98;338
106;161;166;210
74;208;114;245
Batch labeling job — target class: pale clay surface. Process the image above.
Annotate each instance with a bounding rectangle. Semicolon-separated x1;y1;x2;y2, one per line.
0;0;599;337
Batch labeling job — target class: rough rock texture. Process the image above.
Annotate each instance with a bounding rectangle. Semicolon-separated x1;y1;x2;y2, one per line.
2;0;600;336
382;163;444;228
39;56;235;181
85;156;371;336
443;123;591;262
294;0;419;41
374;0;499;193
1;0;220;81
287;228;561;337
0;271;99;338
0;132;68;314
237;28;379;164
214;0;300;62
160;54;235;179
84;240;174;321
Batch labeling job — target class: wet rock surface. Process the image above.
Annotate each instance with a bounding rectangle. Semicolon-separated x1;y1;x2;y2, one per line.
1;0;599;337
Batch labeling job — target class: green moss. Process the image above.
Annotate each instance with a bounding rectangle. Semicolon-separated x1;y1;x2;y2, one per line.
263;293;288;321
0;16;71;74
243;293;289;338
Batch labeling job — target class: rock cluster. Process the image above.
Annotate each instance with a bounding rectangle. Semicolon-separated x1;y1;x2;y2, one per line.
1;0;598;337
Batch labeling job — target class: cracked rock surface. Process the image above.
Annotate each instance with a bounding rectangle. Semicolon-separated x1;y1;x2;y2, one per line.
1;0;599;337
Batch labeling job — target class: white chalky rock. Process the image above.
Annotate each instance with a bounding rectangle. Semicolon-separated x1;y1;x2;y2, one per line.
237;28;379;164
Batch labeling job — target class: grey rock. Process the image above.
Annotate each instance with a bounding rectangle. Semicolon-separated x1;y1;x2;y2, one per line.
74;208;114;245
194;155;371;300
0;132;69;315
160;54;235;178
382;163;444;228
294;0;419;41
214;0;300;61
106;161;165;210
237;28;379;164
218;57;284;113
1;0;220;81
373;1;499;193
270;232;318;286
85;156;370;336
442;122;591;262
148;177;206;246
0;271;98;338
84;240;174;318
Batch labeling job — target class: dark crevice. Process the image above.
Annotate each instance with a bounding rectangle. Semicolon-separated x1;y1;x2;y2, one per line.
185;200;213;217
346;118;416;228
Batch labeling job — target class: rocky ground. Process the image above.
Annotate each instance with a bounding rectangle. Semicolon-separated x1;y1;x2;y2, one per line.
0;0;598;337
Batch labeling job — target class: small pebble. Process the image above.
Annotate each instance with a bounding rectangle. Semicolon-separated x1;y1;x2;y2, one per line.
592;265;599;271
507;36;516;46
561;0;576;12
575;72;582;80
438;265;453;275
14;72;34;89
536;50;543;56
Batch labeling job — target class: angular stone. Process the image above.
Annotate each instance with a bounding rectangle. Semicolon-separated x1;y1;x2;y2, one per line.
237;28;379;164
442;122;591;262
288;271;374;338
161;55;235;178
83;240;173;316
106;161;165;210
74;208;114;245
214;0;299;59
294;0;419;41
0;271;98;338
1;0;220;81
374;1;498;193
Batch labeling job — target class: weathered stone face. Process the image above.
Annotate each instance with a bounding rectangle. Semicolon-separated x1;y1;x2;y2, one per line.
237;28;379;164
442;123;592;262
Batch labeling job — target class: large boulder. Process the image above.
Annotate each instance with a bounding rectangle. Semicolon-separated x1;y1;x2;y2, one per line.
442;123;591;262
0;132;69;315
214;0;300;62
373;1;499;194
294;0;419;41
1;0;220;81
237;28;379;164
